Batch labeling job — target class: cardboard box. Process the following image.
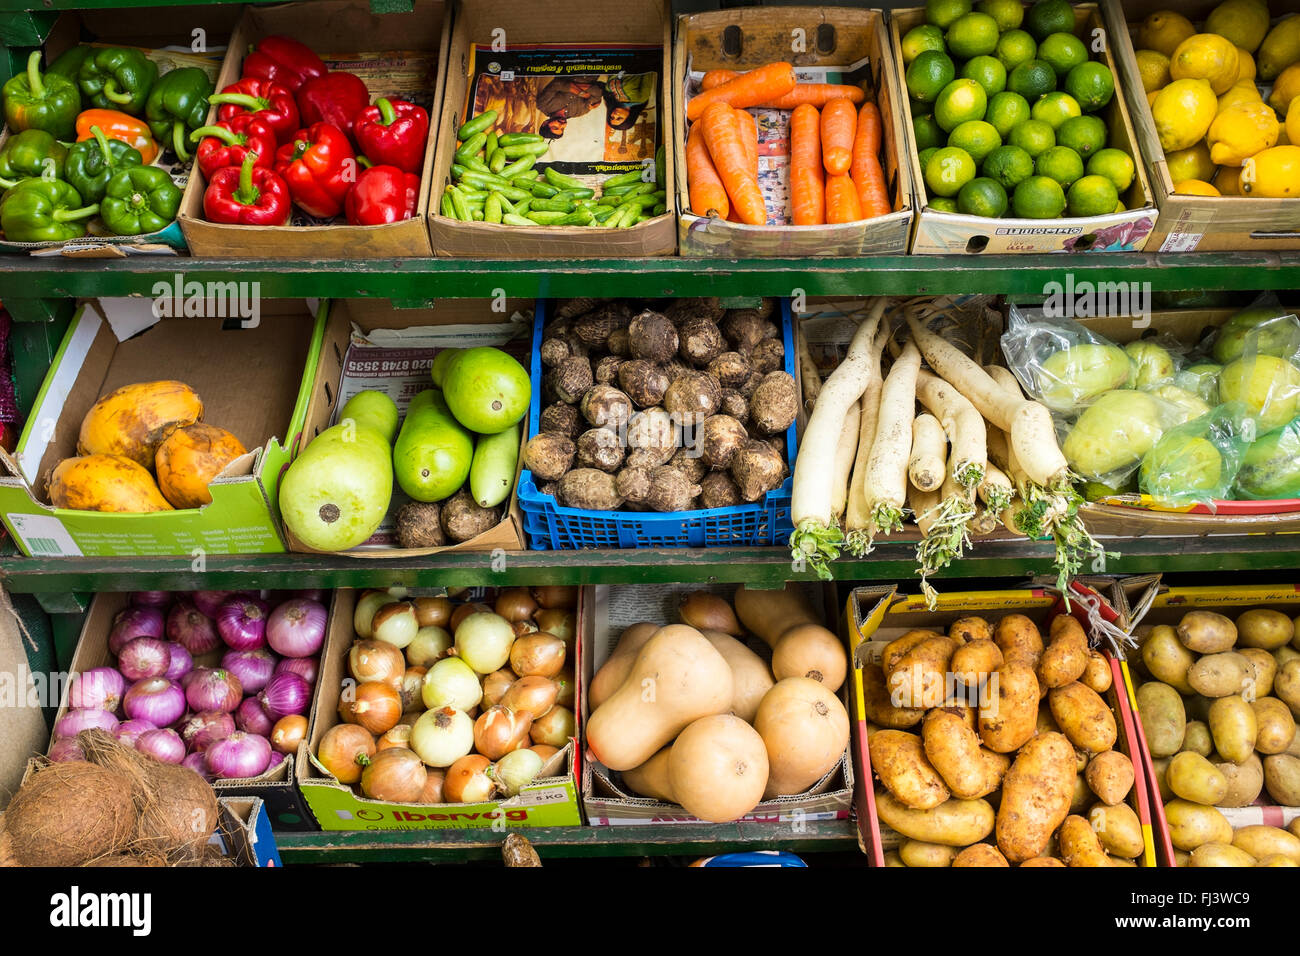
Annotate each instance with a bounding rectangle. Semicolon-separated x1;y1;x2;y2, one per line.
286;297;528;557
428;0;676;257
673;6;914;257
1103;0;1300;252
296;588;583;830
894;3;1158;254
177;0;449;258
215;796;283;866
0;299;324;557
846;583;1159;865
580;582;855;825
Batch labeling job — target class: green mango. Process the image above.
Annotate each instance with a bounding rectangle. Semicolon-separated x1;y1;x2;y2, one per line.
1063;389;1163;481
1126;340;1177;389
1211;306;1300;365
393;389;474;502
1235;421;1300;499
340;390;399;444
279;423;393;551
1140;434;1224;503
1038;342;1130;412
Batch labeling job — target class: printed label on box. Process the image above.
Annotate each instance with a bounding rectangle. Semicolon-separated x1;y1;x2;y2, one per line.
6;514;82;557
1159;231;1203;252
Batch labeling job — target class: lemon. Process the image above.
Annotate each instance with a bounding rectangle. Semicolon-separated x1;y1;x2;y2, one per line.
1173;179;1222;195
1279;120;1293;145
1236;48;1257;83
1165;141;1217;182
977;0;1024;32
1240;144;1300;197
1171;34;1241;95
1206;0;1271;54
1115;200;1127;212
1268;63;1300;115
1258;16;1300;81
925;145;978;196
1012;175;1067;217
1214;163;1245;194
902;24;947;64
1136;49;1172;92
1208;101;1279;165
926;0;972;29
947;12;1001;59
1152;78;1219;151
1087;148;1136;192
1218;80;1262;114
1288;98;1300;144
1138;12;1197;59
934;78;988;131
1147;88;1161;108
948;120;1003;163
1066;174;1119;216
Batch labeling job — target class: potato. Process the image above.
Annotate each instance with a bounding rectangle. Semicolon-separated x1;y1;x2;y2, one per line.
923;710;999;799
1239;647;1277;699
1049;681;1118;753
1277;659;1300;717
952;843;1009;867
948;616;992;644
875;790;995;847
860;663;925;729
1181;720;1213;757
951;639;1003;687
1086;750;1135;804
1038;616;1089;689
1164;799;1233;850
1178;610;1238;653
1081;650;1113;694
886;635;958;708
1070;772;1093;813
1209;695;1258;763
1231;824;1300;863
1189;843;1256;867
994;614;1044;668
881;630;939;674
1020;857;1066;867
1090;801;1145;859
1073;745;1090;773
1276;645;1300;670
898;839;957;867
995;732;1075;863
1140;626;1196;694
934;700;978;733
1292;818;1300;840
1137;682;1187;757
1187;652;1254;698
883;850;906;867
1183;691;1213;724
1111;857;1137;867
1264;753;1300;805
1257;854;1300;866
979;663;1040;753
1214;752;1264;807
1236;608;1294;650
1252;697;1297;754
1037;703;1060;735
1167;751;1229;805
870;730;950;810
1151;756;1174;802
1173;848;1191;867
1059;814;1111;867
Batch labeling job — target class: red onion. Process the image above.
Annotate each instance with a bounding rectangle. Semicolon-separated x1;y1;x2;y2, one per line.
136;728;186;764
217;595;270;651
258;671;310;721
55;708;119;737
274;655;318;686
130;590;171;607
292;588;326;602
68;667;126;711
221;648;276;694
266;598;327;658
182;752;215;781
192;590;235;618
123;678;186;727
49;737;86;762
185;668;243;714
206;731;272;779
163;643;193;681
180;710;235;753
266;750;288;773
236;697;274;736
167;602;220;655
118;637;172;681
109;606;165;655
113;719;158;748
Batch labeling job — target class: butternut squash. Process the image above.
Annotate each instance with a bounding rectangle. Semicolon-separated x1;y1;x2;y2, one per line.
155;423;247;509
668;715;769;822
772;624;848;692
588;622;658;709
78;380;203;468
586;625;733;771
701;629;775;723
734;583;820;646
679;592;742;635
49;455;174;512
754;677;850;797
621;747;675;802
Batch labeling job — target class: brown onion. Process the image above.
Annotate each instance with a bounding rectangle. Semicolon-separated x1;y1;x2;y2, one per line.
511;619;539;639
474;705;532;760
529;743;560;761
450;602;493;633
509;632;566;678
399;710;423;727
317;724;376;784
534;609;575;645
533;586;577;609
679;592;742;635
372;601;419;649
444;754;495;803
502;675;559;720
482;668;517;708
400;666;427;712
378;724;412;751
419;768;445;803
361;747;427;801
353;590;391;639
340;680;402;735
530;705;575;747
494;587;539;623
349;639;404;689
554;664;576;709
270;714;308;754
405;626;452;667
413;596;452;628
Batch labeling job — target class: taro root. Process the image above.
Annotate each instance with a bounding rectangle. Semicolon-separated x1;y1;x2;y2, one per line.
572;302;631;346
738;370;764;399
750;371;799;435
699;471;743;509
628;310;679;363
576;428;625;473
730;439;788;502
626;448;675;470
553;297;606;321
441;489;502;543
626;407;678;466
551;356;593;405
540;402;583;439
645;466;702;512
678;315;726;366
607;328;631;357
559;468;625;510
697;414;749;470
749;337;785;375
540;338;571;368
618;360;670;408
708;351;751;387
719;388;750;425
666;297;725;325
539;481;559;497
523;432;576;481
663;358;693;383
665;447;707;483
615;465;652;504
594;355;624;385
723;305;779;354
396;501;446;549
664;371;721;425
580;385;634;430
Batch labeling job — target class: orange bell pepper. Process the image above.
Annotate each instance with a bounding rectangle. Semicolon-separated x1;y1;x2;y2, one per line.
75;109;159;164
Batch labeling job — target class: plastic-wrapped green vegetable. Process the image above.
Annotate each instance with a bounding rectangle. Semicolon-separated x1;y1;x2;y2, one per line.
1234;418;1300;499
1148;384;1210;425
1138;406;1248;508
1126;340;1178;389
1212;307;1300;364
1037;343;1131;412
1062;389;1164;483
1175;362;1222;405
1219;354;1300;432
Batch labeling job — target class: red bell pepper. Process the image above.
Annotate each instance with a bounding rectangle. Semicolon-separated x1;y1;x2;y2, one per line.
242;35;327;92
353;98;428;174
274;121;354;219
209;77;300;142
296;71;370;137
191;114;278;180
204;151;291;225
345;163;419;225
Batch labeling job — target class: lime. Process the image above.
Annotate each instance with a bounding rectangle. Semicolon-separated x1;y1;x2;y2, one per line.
1038;32;1088;77
934;78;988;131
925;145;978;197
986;91;1032;137
1065;61;1115;113
1012;174;1067;218
946;12;1001;60
902;24;947;64
1008;59;1058;99
925;0;972;29
910;95;933;117
913;113;946;151
1031;91;1082;129
982;144;1036;188
1087;147;1136;192
1025;0;1076;42
977;0;1024;32
1036;145;1085;187
948;119;1003;163
996;30;1039;72
930;196;960;212
1008;118;1056;156
962;55;1008;97
957;176;1009;216
907;50;957;104
1057;114;1107;157
918;146;940;171
1066;174;1120;217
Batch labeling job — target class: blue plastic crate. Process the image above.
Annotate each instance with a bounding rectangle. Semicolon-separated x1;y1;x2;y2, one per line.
518;299;798;550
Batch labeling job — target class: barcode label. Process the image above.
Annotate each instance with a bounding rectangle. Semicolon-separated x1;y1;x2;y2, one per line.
7;514;82;557
1159;230;1202;252
27;538;62;555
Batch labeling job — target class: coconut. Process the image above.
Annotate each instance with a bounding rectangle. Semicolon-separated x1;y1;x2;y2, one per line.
523;432;576;481
731;440;788;502
580;385;634;430
540;402;583;439
5;760;135;866
700;471;743;509
396;501;445;549
678;315;726;366
551;356;593;405
441;489;502;542
749;337;785;375
628;310;678;363
618;360;670;408
750;371;799;434
576;428;626;473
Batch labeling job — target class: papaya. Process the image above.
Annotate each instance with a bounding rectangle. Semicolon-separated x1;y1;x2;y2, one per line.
49;455;174;512
278;422;392;552
393;389;474;502
78;381;203;469
155;424;248;509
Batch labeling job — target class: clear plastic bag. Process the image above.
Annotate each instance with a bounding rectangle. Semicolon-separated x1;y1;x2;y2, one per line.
1058;387;1191;486
1208;293;1300;366
1000;306;1134;415
1138;404;1252;509
1234;416;1300;500
1214;312;1300;435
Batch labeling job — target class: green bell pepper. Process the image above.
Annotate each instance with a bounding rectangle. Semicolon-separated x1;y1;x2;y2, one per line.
2;52;80;140
0;178;98;242
99;165;181;235
145;67;213;162
47;45;93;81
78;47;158;116
0;130;67;183
66;124;143;204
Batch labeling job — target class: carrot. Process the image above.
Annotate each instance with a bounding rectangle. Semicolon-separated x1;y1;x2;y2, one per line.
686;61;796;121
850;102;892;218
789;103;824;226
701;69;739;91
756;83;866;110
686;122;729;219
825;173;862;223
700;102;766;225
820;97;857;175
735;107;758;180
